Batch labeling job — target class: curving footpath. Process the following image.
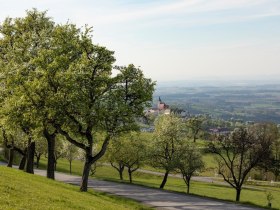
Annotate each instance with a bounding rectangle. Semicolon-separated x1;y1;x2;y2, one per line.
32;169;263;210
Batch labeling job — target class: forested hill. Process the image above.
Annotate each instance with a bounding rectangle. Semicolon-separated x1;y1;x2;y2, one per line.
154;82;280;123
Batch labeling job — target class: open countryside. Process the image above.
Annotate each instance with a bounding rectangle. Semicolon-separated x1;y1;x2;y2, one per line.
1;1;280;210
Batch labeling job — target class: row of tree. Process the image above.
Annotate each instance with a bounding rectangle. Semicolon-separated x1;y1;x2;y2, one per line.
2;132;79;173
0;9;155;192
108;113;280;202
106;115;205;194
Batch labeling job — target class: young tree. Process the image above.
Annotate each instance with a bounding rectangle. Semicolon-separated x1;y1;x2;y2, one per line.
62;141;78;174
34;137;47;168
186;116;205;142
107;139;126;180
123;134;146;183
150;114;185;189
268;138;280;181
175;143;204;194
208;123;277;201
108;132;147;183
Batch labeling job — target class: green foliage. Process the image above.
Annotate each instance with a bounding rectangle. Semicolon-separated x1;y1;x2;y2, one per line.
208;123;278;201
149;114;185;172
185;116;205;142
107;132;147;182
0;9;155;190
175;142;204;193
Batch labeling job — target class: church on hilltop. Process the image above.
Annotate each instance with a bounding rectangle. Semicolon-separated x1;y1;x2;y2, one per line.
146;97;171;115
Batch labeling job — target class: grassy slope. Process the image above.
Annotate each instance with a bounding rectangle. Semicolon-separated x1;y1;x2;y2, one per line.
0;166;151;210
40;158;280;210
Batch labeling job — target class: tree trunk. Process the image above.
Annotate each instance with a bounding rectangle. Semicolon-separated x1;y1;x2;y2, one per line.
25;141;35;174
36;155;41;169
80;155;91;192
160;171;169;189
186;177;191;194
45;133;56;179
128;167;132;183
119;163;124;180
235;188;241;201
193;136;196;143
69;160;72;174
7;148;14;167
19;155;26;170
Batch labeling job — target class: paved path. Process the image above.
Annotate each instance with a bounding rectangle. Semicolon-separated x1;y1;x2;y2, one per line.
32;169;263;210
0;160;264;210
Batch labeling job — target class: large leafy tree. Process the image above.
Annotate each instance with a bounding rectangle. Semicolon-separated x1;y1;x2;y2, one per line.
0;9;59;178
53;62;155;191
208;123;277;201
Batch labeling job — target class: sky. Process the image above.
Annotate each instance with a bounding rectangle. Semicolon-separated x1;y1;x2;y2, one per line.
0;0;280;82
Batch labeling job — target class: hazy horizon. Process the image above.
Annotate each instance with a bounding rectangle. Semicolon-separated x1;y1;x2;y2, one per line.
156;76;280;87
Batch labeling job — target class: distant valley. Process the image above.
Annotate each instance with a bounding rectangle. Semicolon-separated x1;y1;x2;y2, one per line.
154;81;280;123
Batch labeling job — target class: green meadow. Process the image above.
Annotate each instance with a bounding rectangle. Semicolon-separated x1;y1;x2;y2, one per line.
0;166;151;210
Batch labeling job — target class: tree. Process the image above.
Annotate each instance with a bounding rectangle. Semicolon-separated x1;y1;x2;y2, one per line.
123;133;147;183
0;9;59;178
150;114;185;189
208;123;277;201
175;143;204;194
62;141;78;174
53;138;65;171
53;62;154;191
34;137;47;168
108;132;147;183
107;138;126;180
186;116;205;142
268;137;280;181
1;126;31;171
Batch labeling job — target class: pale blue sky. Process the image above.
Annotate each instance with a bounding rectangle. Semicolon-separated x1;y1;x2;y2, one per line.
1;0;280;81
